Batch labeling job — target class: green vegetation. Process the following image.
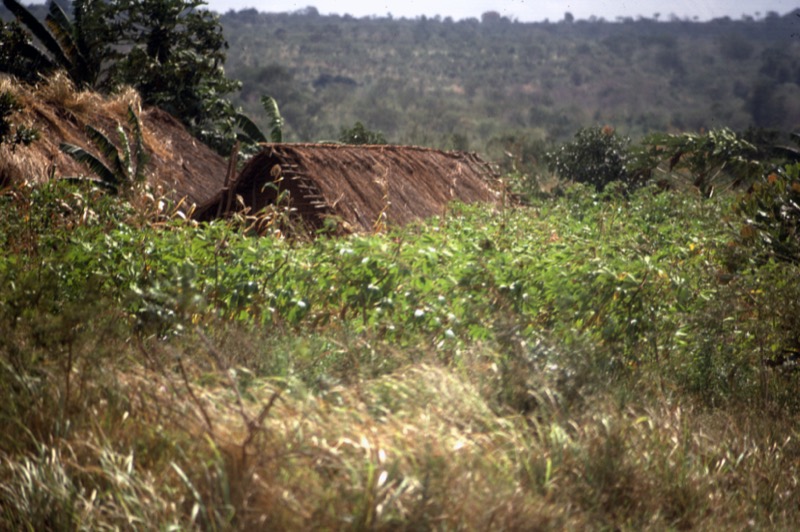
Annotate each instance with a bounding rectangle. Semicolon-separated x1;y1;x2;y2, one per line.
633;128;764;197
339;121;388;145
219;9;800;165
234;94;285;145
0;0;108;87
3;167;800;527
0;89;38;148
105;0;242;152
2;3;800;529
736;164;800;264
59;105;149;195
546;125;631;191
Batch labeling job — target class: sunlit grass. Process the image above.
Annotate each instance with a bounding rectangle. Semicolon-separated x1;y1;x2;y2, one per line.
2;179;800;529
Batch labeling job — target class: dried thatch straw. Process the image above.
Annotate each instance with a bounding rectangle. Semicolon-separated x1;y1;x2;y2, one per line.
0;74;227;208
195;143;503;233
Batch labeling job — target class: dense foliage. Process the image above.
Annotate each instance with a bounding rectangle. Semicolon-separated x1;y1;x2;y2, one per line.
338;121;388;145
59;105;149;195
105;0;242;152
0;0;112;88
2;174;800;528
546;126;630;190
736;164;800;264
2;3;800;529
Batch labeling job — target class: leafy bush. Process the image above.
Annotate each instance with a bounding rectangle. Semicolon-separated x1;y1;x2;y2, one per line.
1;0;241;153
734;165;800;264
631;128;763;197
0;20;51;84
3;177;800;529
338;121;387;145
59;105;149;195
104;0;242;153
0;0;115;89
0;90;38;149
546;126;631;191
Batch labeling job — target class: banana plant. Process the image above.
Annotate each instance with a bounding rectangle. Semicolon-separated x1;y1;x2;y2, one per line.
234;95;284;145
59;105;149;195
1;0;109;87
260;95;284;143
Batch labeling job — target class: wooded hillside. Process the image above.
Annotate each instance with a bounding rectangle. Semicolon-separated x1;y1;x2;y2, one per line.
220;9;800;163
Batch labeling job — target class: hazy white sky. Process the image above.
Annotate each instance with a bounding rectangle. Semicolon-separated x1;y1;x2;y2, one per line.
19;0;799;22
204;0;798;22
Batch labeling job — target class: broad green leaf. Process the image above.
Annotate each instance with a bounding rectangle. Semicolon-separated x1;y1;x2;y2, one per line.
234;112;268;144
59;142;119;190
260;95;283;143
2;0;71;70
127;105;149;183
85;125;126;180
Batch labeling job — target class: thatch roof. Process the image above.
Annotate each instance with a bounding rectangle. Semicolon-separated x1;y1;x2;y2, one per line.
0;74;227;207
195;143;503;233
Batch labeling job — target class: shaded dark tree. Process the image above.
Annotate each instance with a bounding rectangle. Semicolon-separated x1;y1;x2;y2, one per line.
547;126;630;191
106;0;241;152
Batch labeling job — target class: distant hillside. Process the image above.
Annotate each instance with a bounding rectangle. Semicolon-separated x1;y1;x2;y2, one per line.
220;9;800;165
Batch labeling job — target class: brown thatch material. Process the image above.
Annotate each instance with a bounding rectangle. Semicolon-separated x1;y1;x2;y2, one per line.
195;143;502;233
0;74;226;207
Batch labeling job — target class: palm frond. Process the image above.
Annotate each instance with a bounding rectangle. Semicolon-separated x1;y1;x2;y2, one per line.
59;142;119;191
116;123;133;181
48;0;99;86
45;1;77;62
84;125;126;179
127;105;149;183
260;95;284;143
234;112;268;144
2;0;71;70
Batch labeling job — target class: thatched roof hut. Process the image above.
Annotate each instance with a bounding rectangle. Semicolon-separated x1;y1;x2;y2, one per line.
195;143;502;233
0;74;227;207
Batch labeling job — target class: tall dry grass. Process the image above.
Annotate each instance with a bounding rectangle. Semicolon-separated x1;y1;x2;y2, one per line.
4;322;798;530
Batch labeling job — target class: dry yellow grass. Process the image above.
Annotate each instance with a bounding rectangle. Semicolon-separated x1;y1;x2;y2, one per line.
2;309;799;531
17;337;780;531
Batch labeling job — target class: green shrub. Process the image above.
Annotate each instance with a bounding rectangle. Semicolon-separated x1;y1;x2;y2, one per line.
59;105;149;196
631;128;762;197
734;164;800;264
5;175;800;528
338;121;387;145
546;126;630;191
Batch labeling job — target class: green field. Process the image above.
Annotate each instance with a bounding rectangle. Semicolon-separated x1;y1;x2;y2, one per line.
3;171;800;529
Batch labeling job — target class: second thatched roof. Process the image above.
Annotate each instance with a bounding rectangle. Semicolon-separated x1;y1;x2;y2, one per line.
195;143;503;233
